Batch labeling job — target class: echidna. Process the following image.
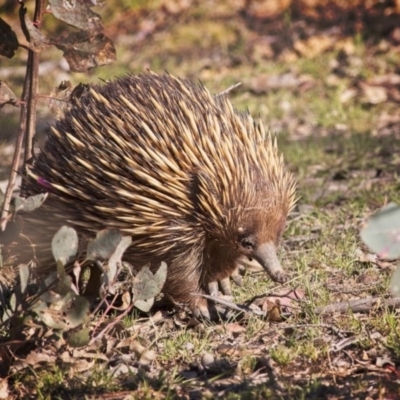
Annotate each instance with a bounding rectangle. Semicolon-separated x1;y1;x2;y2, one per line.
19;72;296;317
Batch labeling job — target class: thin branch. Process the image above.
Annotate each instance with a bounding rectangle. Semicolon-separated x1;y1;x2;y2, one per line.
25;53;39;163
0;67;29;231
25;0;46;162
1;0;45;231
198;293;265;316
215;82;241;97
314;296;400;315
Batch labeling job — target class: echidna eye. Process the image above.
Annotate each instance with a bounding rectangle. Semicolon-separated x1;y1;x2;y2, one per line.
241;237;255;250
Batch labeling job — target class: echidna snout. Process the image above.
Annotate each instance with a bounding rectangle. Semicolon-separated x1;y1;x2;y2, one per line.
250;242;288;283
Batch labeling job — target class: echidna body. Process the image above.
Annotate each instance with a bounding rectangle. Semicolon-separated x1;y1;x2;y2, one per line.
20;72;296;316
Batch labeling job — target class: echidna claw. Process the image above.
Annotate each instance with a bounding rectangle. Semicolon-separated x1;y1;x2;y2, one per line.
273;272;289;284
208;275;239;297
207;281;219;297
230;269;243;287
192;297;234;320
219;277;233;296
192;299;212;320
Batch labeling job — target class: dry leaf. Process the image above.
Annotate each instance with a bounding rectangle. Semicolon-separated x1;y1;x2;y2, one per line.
339;88;357;103
294;35;335;58
355;248;378;264
24;350;56;367
262;299;283;322
360;82;387;104
0;378;9;400
225;322;246;336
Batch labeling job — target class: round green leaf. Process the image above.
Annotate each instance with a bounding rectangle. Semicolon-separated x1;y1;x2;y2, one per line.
132;262;167;303
18;263;30;295
360;202;400;259
87;229;122;261
66;327;90;348
51;226;79;265
390;265;400;297
14;193;48;213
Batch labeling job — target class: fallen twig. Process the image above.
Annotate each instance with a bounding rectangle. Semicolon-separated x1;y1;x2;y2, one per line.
216;82;241;97
198;293;265;316
314;296;400;315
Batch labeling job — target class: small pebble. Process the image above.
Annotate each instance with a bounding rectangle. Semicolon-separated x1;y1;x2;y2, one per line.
201;353;214;368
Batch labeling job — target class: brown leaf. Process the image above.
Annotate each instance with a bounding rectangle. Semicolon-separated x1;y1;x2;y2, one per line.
262;299;283;322
0;81;18;108
0;378;9;400
0;18;18;58
260;289;305;320
55;32;116;72
224;323;246;336
359;82;387;104
47;0;103;33
24;350;56;367
294;35;335;58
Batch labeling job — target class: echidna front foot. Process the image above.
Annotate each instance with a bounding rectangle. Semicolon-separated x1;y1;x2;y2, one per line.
208;279;234;297
192;289;238;320
192;297;213;320
192;297;232;320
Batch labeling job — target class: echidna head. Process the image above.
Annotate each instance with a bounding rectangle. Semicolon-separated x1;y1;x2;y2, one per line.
194;152;295;282
233;203;289;283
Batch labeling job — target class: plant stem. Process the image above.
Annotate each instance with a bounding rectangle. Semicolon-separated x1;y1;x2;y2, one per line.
25;0;45;162
0;0;45;231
